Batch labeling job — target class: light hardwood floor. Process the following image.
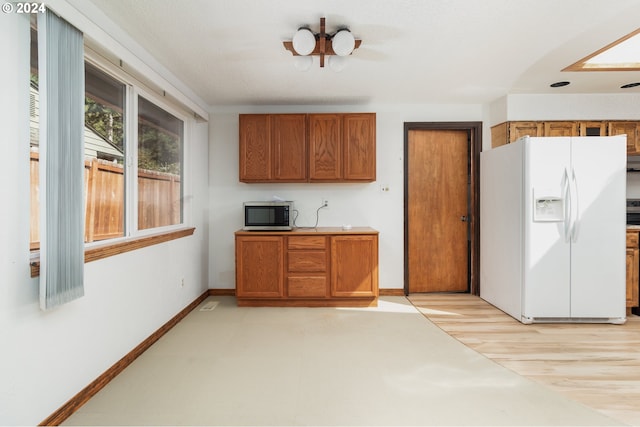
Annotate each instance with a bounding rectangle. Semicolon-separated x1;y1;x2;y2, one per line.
409;294;640;426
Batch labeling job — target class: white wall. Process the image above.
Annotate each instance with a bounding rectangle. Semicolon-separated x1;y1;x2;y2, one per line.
0;6;209;425
208;104;483;291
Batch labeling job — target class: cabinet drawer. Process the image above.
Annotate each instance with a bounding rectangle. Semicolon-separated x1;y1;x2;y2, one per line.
288;276;327;297
288;235;327;250
288;251;327;272
627;231;639;248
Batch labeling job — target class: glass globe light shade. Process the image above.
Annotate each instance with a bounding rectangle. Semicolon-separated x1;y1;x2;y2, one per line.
293;55;313;71
292;28;316;56
332;29;355;56
328;55;347;72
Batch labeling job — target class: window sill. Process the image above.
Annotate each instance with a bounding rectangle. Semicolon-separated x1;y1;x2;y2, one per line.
30;227;195;278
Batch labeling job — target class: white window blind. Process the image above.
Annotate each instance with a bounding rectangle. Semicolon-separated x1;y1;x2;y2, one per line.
38;9;85;310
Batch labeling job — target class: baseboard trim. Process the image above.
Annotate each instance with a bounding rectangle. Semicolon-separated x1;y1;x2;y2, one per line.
379;288;406;296
39;290;210;426
208;288;236;296
208;289;406;297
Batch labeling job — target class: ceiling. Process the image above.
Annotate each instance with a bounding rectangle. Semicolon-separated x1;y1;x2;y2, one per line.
80;0;640;108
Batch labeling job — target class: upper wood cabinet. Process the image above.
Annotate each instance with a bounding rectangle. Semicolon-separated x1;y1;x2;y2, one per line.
343;114;377;181
491;122;542;148
239;114;271;181
309;114;342;181
309;113;377;182
239;114;307;182
580;121;607;136
544;121;577;137
491;120;640;154
609;121;640;154
240;113;376;183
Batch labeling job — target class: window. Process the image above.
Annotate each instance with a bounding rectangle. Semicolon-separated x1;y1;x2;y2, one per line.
84;63;126;243
137;96;183;230
30;26;187;253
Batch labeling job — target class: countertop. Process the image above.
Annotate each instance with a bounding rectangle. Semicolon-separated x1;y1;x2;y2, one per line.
235;227;378;235
628;225;640;231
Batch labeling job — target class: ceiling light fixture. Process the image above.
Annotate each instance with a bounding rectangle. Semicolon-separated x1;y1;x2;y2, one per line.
283;17;361;70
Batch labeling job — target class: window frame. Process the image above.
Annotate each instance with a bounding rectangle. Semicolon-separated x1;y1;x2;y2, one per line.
30;45;195;271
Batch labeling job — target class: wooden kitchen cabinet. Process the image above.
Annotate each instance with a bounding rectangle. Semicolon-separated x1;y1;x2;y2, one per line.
309;113;376;182
235;235;284;298
287;235;329;298
330;234;379;298
491;121;543;148
626;229;640;311
609;121;640;155
235;228;379;306
544;121;577;137
343;114;377;181
239;113;376;183
491;120;640;154
309;114;342;180
238;114;307;182
239;114;271;181
579;121;607;136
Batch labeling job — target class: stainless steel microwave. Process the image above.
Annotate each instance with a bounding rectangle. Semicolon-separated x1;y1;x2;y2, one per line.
243;201;293;231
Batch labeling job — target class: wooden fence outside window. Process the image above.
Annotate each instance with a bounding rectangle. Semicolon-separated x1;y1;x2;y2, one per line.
30;151;181;250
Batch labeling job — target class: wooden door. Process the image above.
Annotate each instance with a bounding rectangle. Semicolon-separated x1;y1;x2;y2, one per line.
407;129;468;293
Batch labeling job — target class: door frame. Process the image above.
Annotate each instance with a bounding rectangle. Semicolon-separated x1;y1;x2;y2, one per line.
404;122;482;296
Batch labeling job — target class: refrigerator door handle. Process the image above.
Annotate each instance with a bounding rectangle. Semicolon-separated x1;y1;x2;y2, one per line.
570;168;580;242
562;168;571;242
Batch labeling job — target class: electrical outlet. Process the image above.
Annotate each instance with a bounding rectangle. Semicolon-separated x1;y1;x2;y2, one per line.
322;198;329;208
180;278;185;288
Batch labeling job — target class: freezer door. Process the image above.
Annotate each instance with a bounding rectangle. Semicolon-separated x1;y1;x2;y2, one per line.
569;136;626;319
523;137;571;319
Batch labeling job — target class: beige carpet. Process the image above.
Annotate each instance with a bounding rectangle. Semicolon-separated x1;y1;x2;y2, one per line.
63;296;622;426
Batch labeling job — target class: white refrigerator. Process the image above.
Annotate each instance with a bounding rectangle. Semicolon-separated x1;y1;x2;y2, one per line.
480;136;626;324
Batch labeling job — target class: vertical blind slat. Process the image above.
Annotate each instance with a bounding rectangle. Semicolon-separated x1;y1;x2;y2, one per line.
38;9;85;310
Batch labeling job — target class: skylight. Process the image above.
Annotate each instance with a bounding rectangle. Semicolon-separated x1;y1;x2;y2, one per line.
564;28;640;71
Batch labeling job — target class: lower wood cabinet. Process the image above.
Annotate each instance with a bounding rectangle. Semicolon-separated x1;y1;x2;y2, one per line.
235;235;284;298
626;229;640;312
235;228;379;307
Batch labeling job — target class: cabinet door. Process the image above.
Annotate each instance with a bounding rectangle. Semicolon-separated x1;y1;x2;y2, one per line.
579;121;607;136
609;121;640;154
236;236;284;298
626;247;639;308
239;114;271;181
544;121;578;137
272;114;307;181
491;122;508;148
509;122;542;143
343;113;376;181
309;114;342;181
331;235;378;297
